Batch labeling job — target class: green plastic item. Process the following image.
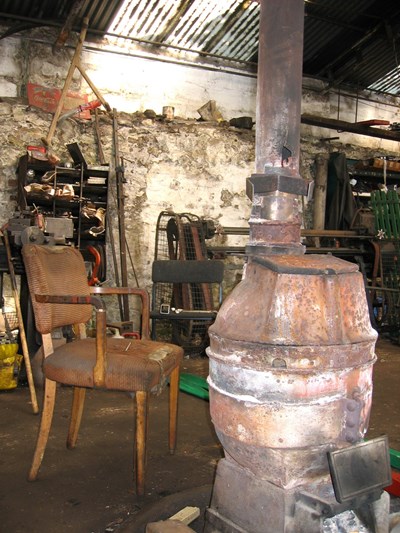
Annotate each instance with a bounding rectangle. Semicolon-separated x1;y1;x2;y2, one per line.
390;448;400;470
179;373;209;401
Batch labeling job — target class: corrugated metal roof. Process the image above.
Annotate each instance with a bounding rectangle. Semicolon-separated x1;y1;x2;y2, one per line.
0;0;123;34
302;0;400;95
370;67;400;94
109;0;260;63
0;0;399;96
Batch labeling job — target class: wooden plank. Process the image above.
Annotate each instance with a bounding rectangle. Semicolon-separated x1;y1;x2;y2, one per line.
170;506;201;525
2;229;38;414
44;18;89;146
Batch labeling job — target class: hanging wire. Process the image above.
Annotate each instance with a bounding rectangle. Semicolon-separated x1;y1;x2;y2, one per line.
355;81;359;123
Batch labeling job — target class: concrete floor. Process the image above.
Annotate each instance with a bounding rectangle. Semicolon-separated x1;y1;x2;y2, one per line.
1;338;400;533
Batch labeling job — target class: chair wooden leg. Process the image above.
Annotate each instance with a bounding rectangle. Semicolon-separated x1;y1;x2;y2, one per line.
67;386;86;449
28;378;57;481
169;365;180;454
135;390;149;497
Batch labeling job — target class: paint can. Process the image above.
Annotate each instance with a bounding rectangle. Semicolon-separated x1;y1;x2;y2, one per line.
162;106;174;121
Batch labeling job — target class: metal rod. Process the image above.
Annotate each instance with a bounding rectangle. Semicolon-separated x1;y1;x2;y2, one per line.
106;221;124;319
221;227;361;238
313;154;329;237
94;108;106;166
112;109;129;322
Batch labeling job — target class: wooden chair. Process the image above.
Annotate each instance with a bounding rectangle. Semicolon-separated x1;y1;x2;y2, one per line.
22;244;183;496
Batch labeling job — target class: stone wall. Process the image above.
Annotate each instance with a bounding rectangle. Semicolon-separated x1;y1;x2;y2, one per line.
1;25;400;293
0;99;255;291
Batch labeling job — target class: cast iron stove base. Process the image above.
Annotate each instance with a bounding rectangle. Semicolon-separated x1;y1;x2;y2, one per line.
204;458;390;533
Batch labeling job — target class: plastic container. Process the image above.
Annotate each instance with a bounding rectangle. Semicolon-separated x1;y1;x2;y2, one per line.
0;343;22;390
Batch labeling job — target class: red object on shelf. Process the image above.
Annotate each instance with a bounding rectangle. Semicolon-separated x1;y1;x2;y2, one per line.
385;469;400;497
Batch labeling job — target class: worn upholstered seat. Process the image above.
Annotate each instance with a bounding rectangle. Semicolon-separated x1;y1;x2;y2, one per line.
22;244;183;496
43;339;178;391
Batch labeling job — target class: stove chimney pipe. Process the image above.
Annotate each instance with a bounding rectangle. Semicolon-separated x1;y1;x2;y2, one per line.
247;0;308;256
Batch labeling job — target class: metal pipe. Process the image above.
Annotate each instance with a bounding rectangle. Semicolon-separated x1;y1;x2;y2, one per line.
312;153;329;247
246;0;307;255
256;0;304;173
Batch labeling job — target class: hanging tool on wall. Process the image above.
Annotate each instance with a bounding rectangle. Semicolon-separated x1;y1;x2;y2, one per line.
58;98;101;123
1;228;38;414
112;109;130;322
42;17;111;147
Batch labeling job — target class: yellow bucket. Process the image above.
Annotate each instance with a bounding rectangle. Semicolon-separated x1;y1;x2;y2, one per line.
0;343;22;390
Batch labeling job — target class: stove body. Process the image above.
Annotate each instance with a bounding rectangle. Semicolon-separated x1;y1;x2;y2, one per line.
204;0;390;531
204;252;389;532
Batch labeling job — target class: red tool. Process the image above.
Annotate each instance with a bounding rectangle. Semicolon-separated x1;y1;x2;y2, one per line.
87;244;101;286
59;99;101;122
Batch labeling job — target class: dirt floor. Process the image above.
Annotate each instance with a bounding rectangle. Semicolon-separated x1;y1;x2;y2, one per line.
1;338;400;533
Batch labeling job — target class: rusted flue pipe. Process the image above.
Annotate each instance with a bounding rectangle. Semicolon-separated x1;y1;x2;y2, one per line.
247;0;308;255
255;0;303;174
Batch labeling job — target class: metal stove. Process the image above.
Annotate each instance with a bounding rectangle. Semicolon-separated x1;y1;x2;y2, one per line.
204;0;391;531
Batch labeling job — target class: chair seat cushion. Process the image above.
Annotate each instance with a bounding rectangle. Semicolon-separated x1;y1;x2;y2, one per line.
43;337;183;392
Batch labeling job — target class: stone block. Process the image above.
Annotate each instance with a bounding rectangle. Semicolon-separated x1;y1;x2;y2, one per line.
0;80;17;97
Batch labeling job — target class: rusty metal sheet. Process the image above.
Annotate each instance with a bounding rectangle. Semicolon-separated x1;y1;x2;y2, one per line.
27;82;91;118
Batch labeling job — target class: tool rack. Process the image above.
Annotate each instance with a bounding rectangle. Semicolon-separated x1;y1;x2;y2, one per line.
16;145;109;276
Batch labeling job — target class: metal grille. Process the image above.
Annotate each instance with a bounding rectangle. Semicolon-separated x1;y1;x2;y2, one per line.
154;211;209;261
372;242;400;342
152;211;216;354
370;191;400;341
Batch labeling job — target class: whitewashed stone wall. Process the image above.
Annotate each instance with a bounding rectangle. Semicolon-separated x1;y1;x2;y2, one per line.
0;25;400;291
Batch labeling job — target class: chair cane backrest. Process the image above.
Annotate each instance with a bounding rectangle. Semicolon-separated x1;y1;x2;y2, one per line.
22;244;92;334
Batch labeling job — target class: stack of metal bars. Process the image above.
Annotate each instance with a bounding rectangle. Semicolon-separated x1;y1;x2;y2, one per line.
371;189;400;239
379;242;400;342
370;191;400;341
